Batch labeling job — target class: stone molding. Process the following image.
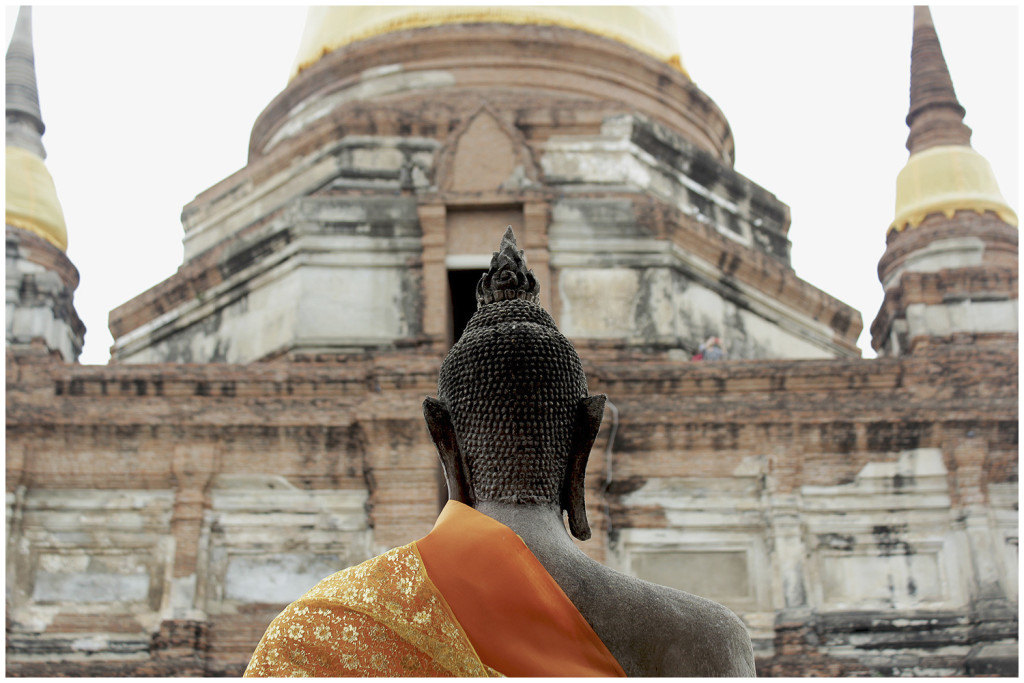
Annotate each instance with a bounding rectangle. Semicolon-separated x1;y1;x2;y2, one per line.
6;226;84;362
248;23;733;165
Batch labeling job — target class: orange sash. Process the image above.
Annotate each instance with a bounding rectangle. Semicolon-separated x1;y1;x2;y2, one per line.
416;501;625;677
243;543;498;677
244;501;624;677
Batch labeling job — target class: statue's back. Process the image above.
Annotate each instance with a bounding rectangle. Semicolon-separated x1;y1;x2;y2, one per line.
520;534;755;676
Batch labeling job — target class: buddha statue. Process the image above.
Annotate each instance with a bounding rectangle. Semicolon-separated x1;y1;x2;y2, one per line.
245;228;755;677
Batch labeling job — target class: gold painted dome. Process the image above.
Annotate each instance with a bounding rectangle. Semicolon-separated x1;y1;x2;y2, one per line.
291;5;686;79
5;145;68;251
890;145;1017;233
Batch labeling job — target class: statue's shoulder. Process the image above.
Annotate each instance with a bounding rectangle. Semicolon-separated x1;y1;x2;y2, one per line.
590;568;755;677
648;582;755;677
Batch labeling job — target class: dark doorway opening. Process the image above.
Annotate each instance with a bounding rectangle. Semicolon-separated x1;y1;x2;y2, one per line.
448;268;487;345
438;267;487;512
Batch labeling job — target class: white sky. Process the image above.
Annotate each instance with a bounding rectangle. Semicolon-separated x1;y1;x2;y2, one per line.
5;4;1019;366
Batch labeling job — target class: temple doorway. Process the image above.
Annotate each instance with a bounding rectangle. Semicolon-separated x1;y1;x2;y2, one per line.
447;268;487;344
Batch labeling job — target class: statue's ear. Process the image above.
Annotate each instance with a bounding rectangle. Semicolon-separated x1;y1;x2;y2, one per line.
423;397;473;506
563;394;606;541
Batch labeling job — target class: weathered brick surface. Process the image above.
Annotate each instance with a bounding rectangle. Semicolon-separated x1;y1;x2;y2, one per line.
246;23;734;167
872;211;1019;355
109;20;859;364
880;211;1019;280
6;228;85;361
6;336;1017;676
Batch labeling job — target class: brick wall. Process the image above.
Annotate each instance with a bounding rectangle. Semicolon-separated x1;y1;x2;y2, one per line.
6;338;1017;676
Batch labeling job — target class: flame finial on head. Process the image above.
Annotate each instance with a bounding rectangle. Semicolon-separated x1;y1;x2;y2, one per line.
475;226;540;306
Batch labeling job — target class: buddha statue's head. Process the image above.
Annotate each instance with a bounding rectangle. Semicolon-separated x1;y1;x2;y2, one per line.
424;227;605;540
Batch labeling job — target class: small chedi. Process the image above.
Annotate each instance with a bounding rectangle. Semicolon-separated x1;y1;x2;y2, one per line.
243;228;755;677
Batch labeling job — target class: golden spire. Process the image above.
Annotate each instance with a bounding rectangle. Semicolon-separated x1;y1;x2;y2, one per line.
890;6;1016;232
5;6;68;252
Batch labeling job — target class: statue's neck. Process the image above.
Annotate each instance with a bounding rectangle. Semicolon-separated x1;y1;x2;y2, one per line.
470;500;600;626
472;500;580;561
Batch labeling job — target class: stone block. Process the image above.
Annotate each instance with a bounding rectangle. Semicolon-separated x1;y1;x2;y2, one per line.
32;569;149;603
558;268;640;337
223;552;347;603
965;641;1019;676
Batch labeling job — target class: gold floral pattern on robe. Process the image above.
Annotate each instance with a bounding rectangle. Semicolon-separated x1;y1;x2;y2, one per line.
244;544;501;677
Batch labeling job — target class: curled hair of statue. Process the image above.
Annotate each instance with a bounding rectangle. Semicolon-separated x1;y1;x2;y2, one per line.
429;226;604;541
476;226;540;305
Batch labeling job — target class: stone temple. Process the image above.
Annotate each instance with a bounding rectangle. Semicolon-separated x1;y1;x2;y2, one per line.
5;6;1018;676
